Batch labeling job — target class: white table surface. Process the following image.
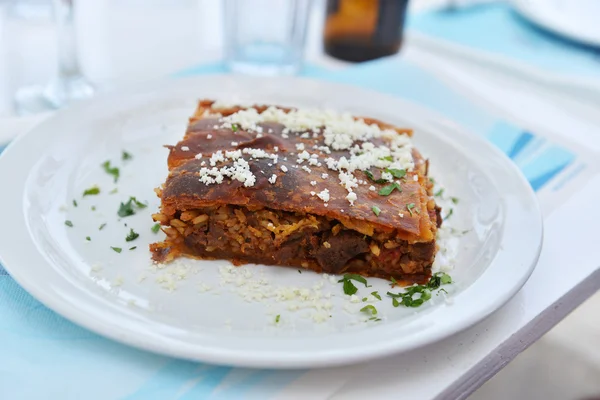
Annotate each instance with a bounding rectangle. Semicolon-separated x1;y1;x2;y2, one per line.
1;1;599;399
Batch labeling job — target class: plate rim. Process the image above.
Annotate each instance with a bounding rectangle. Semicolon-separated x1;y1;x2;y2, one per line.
0;75;543;368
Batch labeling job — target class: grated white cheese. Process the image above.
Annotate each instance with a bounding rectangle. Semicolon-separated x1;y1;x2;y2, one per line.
90;264;103;273
216;265;336;322
317;189;330;202
268;174;277;184
199;158;256;187
346;192;357;205
112;275;124;287
219;106;411;151
381;171;393;182
199;283;212;292
195;105;416;207
181;146;190;151
296;150;310;164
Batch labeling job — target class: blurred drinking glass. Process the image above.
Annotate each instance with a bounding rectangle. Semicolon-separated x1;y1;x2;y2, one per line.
14;0;94;115
223;0;311;76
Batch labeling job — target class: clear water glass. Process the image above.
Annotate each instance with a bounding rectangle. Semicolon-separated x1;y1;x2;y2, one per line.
223;0;311;76
14;0;94;115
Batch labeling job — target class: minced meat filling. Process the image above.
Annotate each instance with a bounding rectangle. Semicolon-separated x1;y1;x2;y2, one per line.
151;204;436;283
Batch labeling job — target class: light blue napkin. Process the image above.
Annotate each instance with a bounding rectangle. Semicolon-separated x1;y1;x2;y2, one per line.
0;58;581;399
408;2;600;80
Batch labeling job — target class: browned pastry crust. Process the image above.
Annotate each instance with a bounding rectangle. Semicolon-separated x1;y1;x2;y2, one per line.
151;100;440;284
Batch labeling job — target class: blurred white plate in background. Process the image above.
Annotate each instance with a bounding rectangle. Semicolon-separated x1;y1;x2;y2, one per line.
511;0;600;47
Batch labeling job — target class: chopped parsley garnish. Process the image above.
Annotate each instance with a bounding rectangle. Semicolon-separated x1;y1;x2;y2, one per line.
371;291;381;300
390;276;398;286
385;168;406;179
372;206;381;216
65;220;73;227
428;272;452;288
429;177;435;184
125;228;139;242
122;150;133;161
445;208;454;220
83;186;100;196
450;228;470;236
406;203;416;216
365;168;405;184
118;201;134;217
338;273;371;295
451;197;459;204
360;305;378;315
131;197;147;208
379;182;401;196
380;155;393;162
86;236;91;241
298;270;302;274
387;272;452;308
340;279;358;296
109;188;118;194
102;161;120;183
364;170;388;184
72;199;78;207
231;123;239;132
99;223;107;231
129;246;137;251
369;317;382;322
388;286;431;307
111;247;122;253
434;188;444;197
275;314;280;323
118;196;147;218
151;223;161;234
362;297;368;302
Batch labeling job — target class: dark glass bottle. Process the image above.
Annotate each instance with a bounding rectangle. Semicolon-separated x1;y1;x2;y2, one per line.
324;0;409;62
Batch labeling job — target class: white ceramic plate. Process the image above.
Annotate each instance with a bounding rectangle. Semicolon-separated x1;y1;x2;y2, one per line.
0;75;542;368
511;0;600;47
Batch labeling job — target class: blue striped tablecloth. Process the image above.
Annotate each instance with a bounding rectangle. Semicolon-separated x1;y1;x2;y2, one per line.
0;58;584;399
408;2;600;80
